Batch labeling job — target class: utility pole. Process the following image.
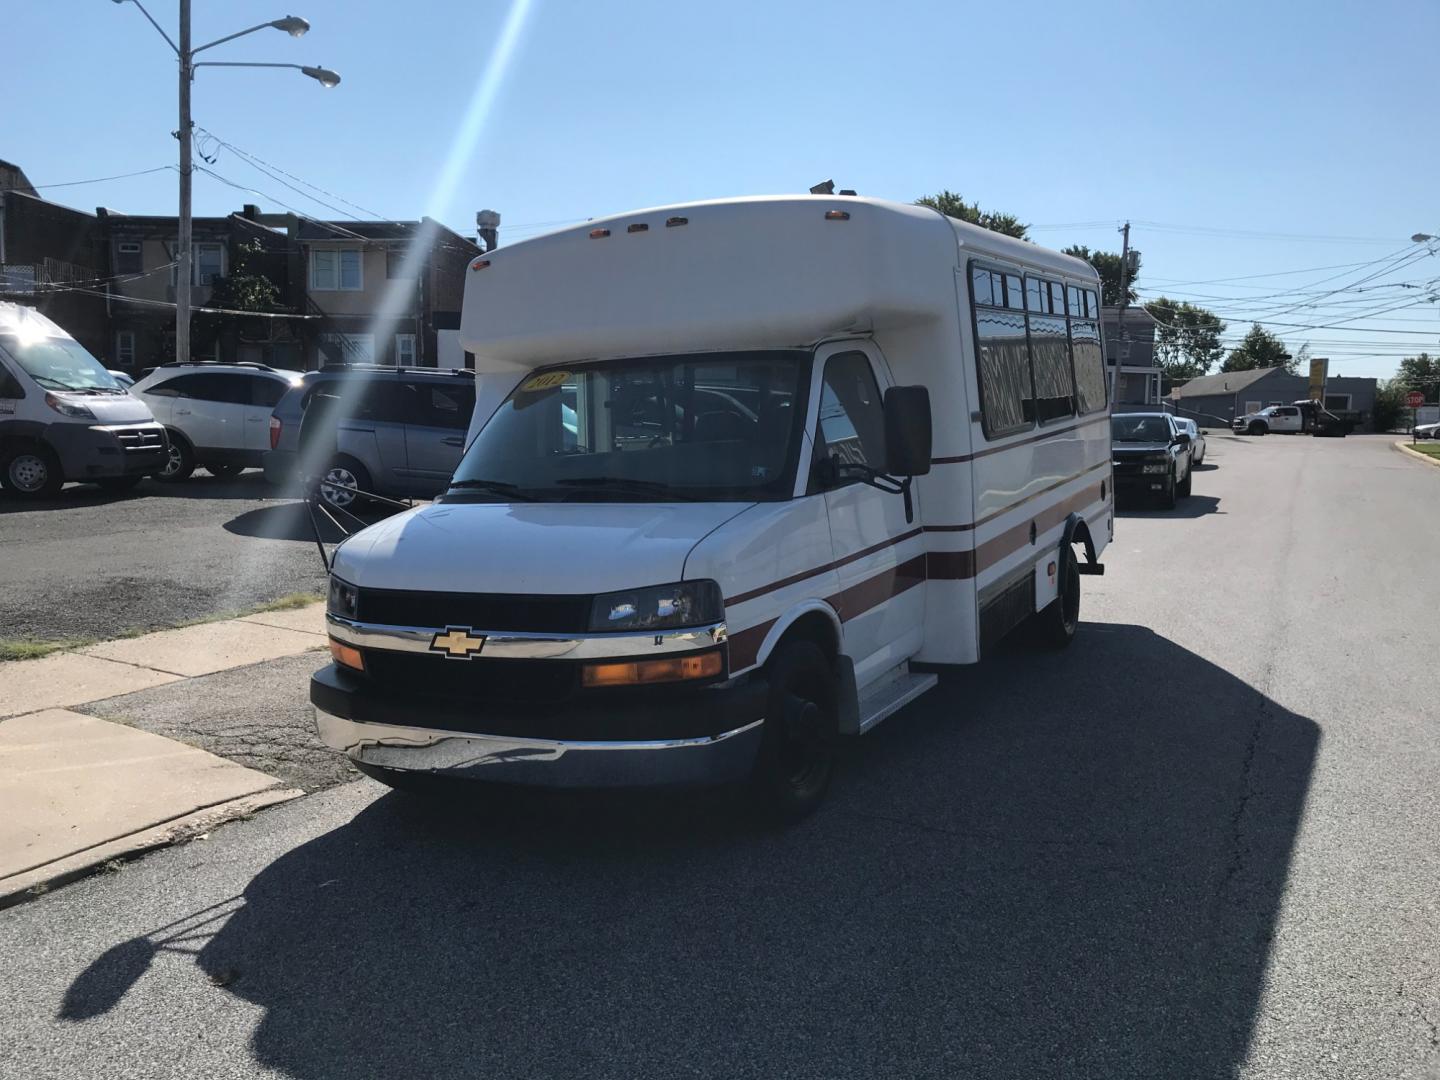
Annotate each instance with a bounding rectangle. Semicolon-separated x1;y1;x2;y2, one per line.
112;0;339;367
176;0;193;365
1108;221;1131;408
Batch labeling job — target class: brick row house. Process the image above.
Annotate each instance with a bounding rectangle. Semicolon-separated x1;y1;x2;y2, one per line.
2;159;485;373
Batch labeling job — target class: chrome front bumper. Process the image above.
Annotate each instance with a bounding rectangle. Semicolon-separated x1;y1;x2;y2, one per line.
316;708;764;788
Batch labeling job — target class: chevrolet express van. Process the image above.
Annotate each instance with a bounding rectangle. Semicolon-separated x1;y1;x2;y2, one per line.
312;196;1112;819
0;303;167;497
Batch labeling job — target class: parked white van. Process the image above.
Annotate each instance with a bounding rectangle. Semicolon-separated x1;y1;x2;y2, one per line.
0;302;167;497
313;196;1113;818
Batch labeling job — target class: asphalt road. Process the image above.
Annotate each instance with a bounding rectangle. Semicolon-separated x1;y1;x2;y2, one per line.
3;433;1439;1079
0;471;349;642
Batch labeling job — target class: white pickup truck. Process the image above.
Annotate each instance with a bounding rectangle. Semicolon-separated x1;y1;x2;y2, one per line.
1233;404;1304;435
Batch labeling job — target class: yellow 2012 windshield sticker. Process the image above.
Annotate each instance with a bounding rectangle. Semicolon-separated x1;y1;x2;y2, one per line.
520;370;570;392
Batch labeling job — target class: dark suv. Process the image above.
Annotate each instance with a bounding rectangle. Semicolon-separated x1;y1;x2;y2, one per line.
263;366;477;506
1111;411;1193;509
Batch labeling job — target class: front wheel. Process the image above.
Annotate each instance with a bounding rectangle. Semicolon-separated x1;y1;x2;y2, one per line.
750;640;838;824
1031;544;1080;649
1177;467;1192;498
1248;421;1268;436
2;444;64;499
154;435;194;483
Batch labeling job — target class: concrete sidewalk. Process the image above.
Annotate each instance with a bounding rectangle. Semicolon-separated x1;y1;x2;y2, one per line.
0;603;328;905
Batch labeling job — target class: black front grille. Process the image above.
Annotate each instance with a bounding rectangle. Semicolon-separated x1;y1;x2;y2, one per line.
114;427;165;453
357;588;591;633
363;651;581;706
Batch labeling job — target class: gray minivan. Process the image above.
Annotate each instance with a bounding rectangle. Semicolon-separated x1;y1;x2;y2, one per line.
263;367;476;506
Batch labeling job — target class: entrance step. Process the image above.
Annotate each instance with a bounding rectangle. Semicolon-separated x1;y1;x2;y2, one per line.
857;670;938;734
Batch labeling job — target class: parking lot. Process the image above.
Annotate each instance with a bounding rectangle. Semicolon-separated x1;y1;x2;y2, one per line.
0;471;334;645
2;431;1438;1079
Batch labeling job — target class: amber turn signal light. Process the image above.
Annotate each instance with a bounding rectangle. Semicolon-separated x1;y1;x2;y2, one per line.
329;638;364;672
581;650;723;688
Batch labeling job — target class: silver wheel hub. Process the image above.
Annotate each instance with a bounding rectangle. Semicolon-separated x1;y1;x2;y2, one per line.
161;444;184;476
9;454;47;492
322;467;357;507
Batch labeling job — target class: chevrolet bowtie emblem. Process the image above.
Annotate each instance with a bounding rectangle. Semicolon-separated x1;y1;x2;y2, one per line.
430;626;487;659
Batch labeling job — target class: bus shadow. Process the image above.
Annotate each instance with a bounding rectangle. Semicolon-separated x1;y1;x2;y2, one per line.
62;623;1316;1079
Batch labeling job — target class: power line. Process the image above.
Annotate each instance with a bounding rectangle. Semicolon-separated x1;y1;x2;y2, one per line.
27;165;176;190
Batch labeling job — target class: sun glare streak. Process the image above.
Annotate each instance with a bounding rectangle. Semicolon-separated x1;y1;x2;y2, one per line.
354;0;539;372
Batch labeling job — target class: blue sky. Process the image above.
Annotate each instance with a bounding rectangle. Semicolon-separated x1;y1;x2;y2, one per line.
8;0;1438;378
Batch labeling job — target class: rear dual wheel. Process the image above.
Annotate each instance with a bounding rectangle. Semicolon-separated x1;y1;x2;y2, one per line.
1031;543;1080;650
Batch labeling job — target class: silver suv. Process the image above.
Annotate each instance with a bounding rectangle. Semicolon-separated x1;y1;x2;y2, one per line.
263;366;476;506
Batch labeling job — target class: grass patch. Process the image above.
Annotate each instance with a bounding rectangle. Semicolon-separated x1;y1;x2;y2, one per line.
1406;441;1440;459
0;592;324;663
251;591;324;614
0;637;97;662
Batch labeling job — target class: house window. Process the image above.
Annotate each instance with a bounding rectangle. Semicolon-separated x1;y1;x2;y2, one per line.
317;332;374;366
386;249;415;279
310;248;363;291
194;243;225;285
395;334;417;367
115;242;143;275
115;331;136;367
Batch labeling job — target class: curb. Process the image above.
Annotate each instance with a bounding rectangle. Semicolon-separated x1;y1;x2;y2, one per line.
1392;440;1440;469
0;786;303;911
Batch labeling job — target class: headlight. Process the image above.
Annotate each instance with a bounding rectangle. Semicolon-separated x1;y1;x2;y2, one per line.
589;580;723;632
44;393;95;420
328;576;359;620
1141;462;1169;474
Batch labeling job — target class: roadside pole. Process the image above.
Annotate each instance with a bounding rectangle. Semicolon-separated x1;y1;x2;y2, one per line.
177;0;193;366
1108;221;1131;409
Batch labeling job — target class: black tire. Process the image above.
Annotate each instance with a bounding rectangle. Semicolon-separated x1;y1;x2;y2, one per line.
1032;543;1081;650
154;432;194;483
1248;421;1268;436
2;443;64;499
96;475;144;493
206;463;243;479
749;640;838;824
1160;470;1177;510
1178;467;1192;498
317;455;371;510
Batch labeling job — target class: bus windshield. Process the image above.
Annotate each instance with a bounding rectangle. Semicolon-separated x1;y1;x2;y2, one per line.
448;351;810;503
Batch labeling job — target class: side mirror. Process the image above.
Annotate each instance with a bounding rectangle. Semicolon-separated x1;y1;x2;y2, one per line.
883;385;932;477
1173;432;1191;446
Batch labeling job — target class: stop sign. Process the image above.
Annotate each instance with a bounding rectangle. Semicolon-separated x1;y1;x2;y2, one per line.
1406;390;1425;408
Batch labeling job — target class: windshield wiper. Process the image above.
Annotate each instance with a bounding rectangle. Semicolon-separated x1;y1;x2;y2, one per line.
554;476;697;501
445;478;534;501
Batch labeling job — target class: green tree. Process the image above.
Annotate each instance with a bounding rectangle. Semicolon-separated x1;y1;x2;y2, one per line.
1061;245;1140;306
1395;352;1440;401
1222;324;1295;374
916;190;1028;239
206;239;281;313
1147;296;1227;382
1371;378;1408;432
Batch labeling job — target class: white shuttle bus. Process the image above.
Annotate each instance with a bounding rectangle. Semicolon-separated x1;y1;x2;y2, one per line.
314;196;1112;819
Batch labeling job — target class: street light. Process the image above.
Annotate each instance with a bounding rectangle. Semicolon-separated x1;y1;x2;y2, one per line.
110;0;340;365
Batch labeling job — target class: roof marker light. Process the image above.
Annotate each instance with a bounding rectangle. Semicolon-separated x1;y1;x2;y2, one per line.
824;210;850;221
665;216;688;228
470;258;491;271
627;223;649;233
589;228;611;239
